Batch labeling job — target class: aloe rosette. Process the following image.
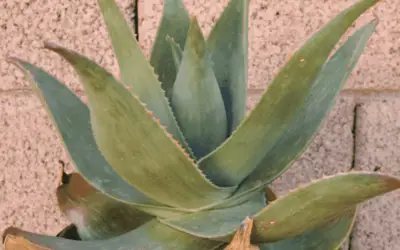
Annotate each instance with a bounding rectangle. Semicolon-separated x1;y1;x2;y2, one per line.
3;0;399;249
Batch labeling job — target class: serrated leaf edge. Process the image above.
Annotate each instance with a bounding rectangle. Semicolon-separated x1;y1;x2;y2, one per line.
7;57;198;216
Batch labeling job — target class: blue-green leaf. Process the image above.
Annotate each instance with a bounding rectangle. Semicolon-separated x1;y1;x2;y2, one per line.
207;0;249;134
8;58;186;218
252;173;400;243
3;220;223;250
238;20;378;193
171;18;228;158
161;191;265;240
260;209;356;250
44;43;236;210
199;0;381;187
150;0;190;97
97;0;192;156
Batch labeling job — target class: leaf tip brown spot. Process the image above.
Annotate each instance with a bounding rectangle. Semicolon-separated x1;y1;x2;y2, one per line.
225;217;259;250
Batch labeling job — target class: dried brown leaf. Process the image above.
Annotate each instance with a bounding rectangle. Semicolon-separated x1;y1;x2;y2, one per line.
4;235;51;250
225;217;259;250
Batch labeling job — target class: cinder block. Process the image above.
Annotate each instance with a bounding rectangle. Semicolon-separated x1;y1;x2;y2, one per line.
3;0;398;92
0;92;71;237
0;0;134;91
351;100;400;250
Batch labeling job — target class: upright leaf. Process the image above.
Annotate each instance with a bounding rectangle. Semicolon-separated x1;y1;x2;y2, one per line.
45;43;236;210
260;209;356;250
199;0;381;187
8;58;186;218
150;0;190;96
171;18;228;158
207;0;250;134
252;173;400;243
3;220;223;250
238;20;378;192
57;172;152;240
97;0;192;155
166;36;183;69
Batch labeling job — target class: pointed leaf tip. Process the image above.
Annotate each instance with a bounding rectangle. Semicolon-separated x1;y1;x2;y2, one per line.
252;172;400;243
149;0;190;96
171;15;228;158
45;42;234;209
199;0;382;187
207;0;250;135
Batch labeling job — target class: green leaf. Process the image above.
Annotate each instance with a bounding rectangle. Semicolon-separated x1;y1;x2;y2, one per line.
166;36;183;70
161;192;265;240
235;20;378;194
252;172;400;243
97;0;192;156
150;0;190;97
3;220;223;250
8;58;187;218
57;172;152;240
171;18;228;158
199;0;381;187
260;209;356;250
207;0;249;134
45;43;236;210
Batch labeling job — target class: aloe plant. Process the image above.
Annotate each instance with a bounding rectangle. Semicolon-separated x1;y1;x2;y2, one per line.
3;0;398;249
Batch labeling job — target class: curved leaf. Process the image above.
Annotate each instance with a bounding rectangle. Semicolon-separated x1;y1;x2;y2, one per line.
207;0;250;134
150;0;190;97
3;220;223;250
236;20;378;193
171;18;228;158
57;172;152;240
44;43;236;210
199;0;381;187
260;209;356;250
8;58;186;218
252;172;400;243
9;58;188;217
97;0;192;156
161;192;265;240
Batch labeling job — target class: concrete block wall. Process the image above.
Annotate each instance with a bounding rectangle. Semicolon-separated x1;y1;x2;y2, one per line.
0;0;399;249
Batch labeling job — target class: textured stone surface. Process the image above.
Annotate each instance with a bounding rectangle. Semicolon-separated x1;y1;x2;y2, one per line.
0;92;71;237
0;0;135;91
1;0;398;92
351;100;400;250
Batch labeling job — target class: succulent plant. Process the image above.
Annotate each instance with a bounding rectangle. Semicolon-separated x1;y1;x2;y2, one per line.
3;0;399;249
